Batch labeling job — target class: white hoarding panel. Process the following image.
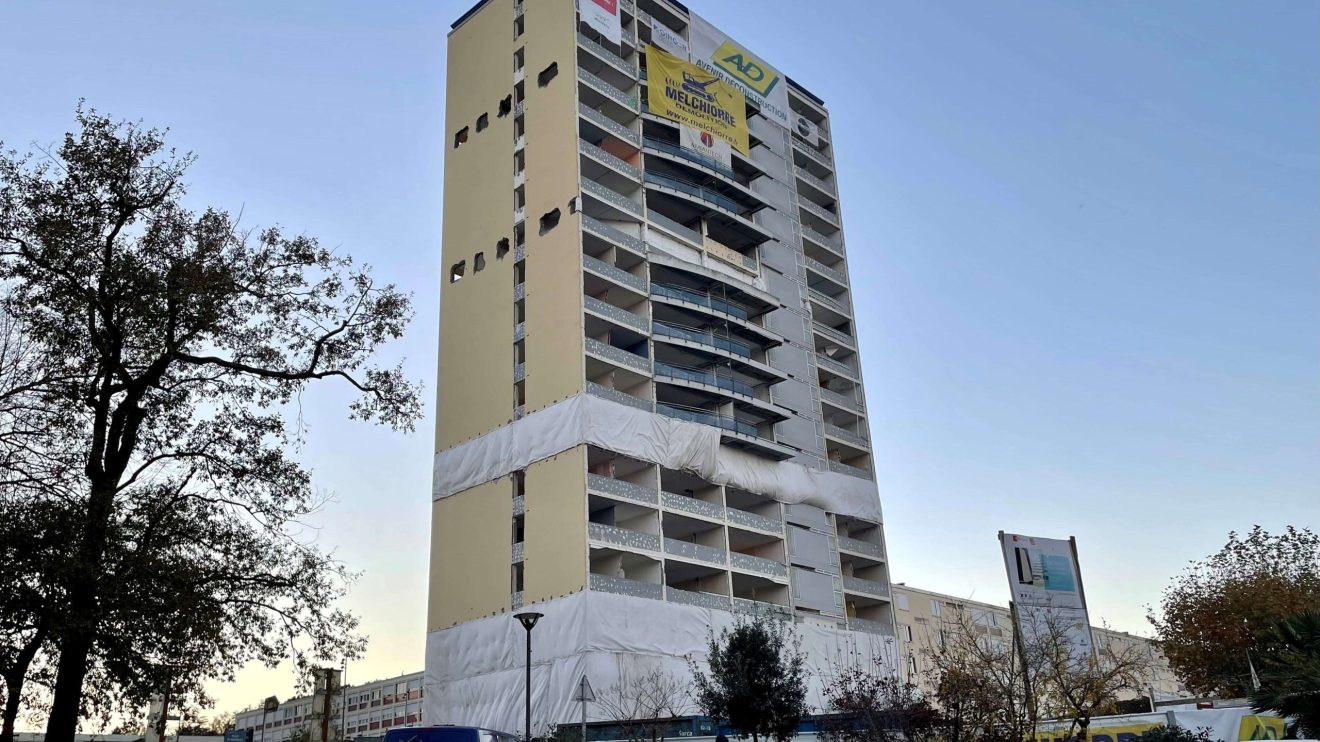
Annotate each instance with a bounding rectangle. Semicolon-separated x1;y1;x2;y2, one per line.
999;532;1095;662
689;14;793;131
650;20;688;59
679;123;732;168
582;0;622;46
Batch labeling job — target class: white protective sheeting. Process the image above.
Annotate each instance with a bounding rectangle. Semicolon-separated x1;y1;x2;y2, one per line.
431;393;883;522
423;591;899;733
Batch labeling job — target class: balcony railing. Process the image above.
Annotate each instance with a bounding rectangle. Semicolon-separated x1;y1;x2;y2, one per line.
512;590;523;609
578;103;640;147
578;68;638;111
515;101;525;118
585;337;651;373
849;617;896;637
731;552;788;578
705;235;758;273
793;137;833;169
838;536;883;558
513;495;525;516
843;575;890;597
590;522;661;551
654;361;754;399
515;242;526;262
580;139;642;180
582;254;647;292
657;402;757;438
582;214;647;256
793;165;835;195
645;171;739;215
582;178;643;217
815;353;858;379
664;537;727;565
644;137;735;179
801;224;843;252
806;257;848;286
586;381;654;412
727;508;783;535
799;197;840;225
514;321;525;342
514;362;526;382
819;386;863;412
812;320;855;348
650;282;751;322
733;597;794;619
514;282;526;301
585;296;648;333
808;288;851;315
578;32;638;76
829;460;873;480
653;320;754;359
667;587;732;612
646;209;703;246
825;424;869;449
590;573;664;600
587;472;659;505
512;541;524;563
661;490;726;521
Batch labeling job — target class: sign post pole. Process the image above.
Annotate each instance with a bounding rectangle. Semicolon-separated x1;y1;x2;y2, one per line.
572;675;595;742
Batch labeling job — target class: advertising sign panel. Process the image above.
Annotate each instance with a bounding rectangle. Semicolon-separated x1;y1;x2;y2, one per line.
688;14;792;131
680;123;732;168
583;0;622;46
645;45;749;155
999;532;1095;662
793;113;820;146
650;20;689;59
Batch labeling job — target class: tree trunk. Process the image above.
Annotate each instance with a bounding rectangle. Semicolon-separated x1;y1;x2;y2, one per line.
1;626;46;742
44;482;117;742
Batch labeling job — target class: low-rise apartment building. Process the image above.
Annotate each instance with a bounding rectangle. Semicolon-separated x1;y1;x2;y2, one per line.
233;671;424;742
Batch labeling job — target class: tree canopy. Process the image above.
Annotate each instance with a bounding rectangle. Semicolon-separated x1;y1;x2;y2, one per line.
1250;611;1320;738
690;615;808;742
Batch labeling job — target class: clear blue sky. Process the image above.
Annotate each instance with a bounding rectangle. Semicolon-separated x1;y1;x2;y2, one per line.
1;0;1316;720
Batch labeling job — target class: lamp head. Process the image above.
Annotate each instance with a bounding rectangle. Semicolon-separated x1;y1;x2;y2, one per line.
515;611;544;632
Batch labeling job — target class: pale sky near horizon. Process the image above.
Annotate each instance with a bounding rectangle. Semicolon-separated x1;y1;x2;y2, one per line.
1;0;1316;726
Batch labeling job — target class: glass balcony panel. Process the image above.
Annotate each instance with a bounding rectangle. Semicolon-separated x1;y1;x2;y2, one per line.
644;137;735;179
653;320;753;359
654;361;754;398
656;402;757;438
650;282;750;321
645;171;739;214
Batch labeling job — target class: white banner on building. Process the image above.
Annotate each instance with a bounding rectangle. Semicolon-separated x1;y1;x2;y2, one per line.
650;19;688;59
999;532;1096;662
794;113;820;146
688;14;792;131
680;123;731;168
582;0;622;46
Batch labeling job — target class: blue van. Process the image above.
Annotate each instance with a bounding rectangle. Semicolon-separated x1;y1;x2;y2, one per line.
382;726;519;742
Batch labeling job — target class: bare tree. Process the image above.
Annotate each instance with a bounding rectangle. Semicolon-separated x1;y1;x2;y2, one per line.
595;669;692;742
819;659;945;742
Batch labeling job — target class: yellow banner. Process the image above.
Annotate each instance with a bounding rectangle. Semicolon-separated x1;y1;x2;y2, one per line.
646;45;748;155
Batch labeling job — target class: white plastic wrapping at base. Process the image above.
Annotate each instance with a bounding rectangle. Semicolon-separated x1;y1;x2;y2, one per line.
431;393;882;522
423;591;899;734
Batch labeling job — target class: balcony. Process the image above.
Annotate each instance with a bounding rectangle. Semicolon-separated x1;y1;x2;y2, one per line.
653;320;754;360
731;552;789;578
806;257;848;288
645;171;739;215
816;353;858;380
799;197;840;227
792;136;833;170
829;460;873;480
654;361;755;399
808;288;851;316
514;321;525;342
590;572;664;600
849;616;896;637
585;296;648;333
513;495;525;516
733;597;794;619
704;234;758;274
664;537;728;566
585;381;654;412
656;402;756;438
843;575;890;598
812;320;855;349
512;541;524;563
825;423;870;449
651;282;750;321
514;362;525;382
727;508;783;535
801;224;843;256
582;178;643;219
666;586;732;612
578;68;638;112
643;136;735;180
578;103;640;148
582;214;647;257
661;490;726;521
794;165;835;196
819;386;863;413
589;522;661;552
585;337;650;373
580;139;642;181
587;472;659;506
577;32;637;76
582;254;647;292
838;535;883;558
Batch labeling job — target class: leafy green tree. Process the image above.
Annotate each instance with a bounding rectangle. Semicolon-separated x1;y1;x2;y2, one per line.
1148;526;1320;697
0;106;421;741
689;615;808;742
1250;612;1320;738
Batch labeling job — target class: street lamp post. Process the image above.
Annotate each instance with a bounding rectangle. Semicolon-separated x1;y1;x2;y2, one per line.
514;612;544;742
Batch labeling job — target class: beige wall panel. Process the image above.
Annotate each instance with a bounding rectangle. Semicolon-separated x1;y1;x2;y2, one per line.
523;444;587;602
522;0;585;410
437;0;519;449
428;479;514;630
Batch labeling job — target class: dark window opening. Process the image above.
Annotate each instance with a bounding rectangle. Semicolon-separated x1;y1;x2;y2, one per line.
476;113;489;132
539;208;561;234
496;237;511;259
453;127;469;148
537;62;558;87
449;261;465;283
514;15;524;38
498;95;512;117
474;252;486;272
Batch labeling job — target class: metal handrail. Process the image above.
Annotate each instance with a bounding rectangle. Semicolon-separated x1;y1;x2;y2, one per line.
644;171;740;215
643;136;735;179
652;320;754;359
656;402;757;438
654;360;755;398
650;282;750;321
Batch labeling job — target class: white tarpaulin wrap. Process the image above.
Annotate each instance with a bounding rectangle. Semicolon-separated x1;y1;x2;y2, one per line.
424;591;899;732
431;393;883;522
